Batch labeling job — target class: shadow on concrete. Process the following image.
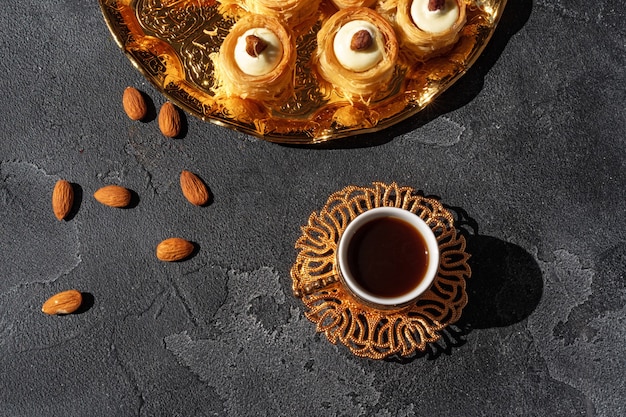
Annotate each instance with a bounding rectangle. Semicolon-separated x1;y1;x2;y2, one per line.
387;203;544;363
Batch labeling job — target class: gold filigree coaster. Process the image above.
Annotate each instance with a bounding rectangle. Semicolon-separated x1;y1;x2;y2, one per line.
291;182;471;359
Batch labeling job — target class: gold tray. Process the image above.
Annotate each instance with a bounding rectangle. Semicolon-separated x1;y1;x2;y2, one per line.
291;182;471;359
99;0;506;144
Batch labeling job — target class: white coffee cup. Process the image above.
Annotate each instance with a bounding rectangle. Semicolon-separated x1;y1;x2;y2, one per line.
337;207;440;308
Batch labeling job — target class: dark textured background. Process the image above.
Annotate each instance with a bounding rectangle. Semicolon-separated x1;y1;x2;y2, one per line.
1;1;624;416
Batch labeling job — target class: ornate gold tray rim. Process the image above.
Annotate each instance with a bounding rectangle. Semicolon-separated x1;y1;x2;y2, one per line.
99;0;507;144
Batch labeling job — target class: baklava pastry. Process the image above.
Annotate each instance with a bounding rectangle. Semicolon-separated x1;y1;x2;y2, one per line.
217;0;321;36
389;0;467;59
329;0;377;9
313;7;398;103
212;14;296;105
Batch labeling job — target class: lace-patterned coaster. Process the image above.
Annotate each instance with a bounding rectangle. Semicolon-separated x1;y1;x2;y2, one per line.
291;182;471;359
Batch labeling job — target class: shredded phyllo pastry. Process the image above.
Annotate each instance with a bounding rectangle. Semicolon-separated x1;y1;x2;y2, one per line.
213;0;470;107
378;0;467;60
330;0;378;9
216;0;321;35
211;14;296;104
313;7;398;104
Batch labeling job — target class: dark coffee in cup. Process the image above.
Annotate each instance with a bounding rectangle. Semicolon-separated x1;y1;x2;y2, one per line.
337;207;439;308
346;216;430;298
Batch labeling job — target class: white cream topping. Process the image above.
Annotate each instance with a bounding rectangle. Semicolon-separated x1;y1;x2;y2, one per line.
234;28;283;76
411;0;460;34
333;20;383;72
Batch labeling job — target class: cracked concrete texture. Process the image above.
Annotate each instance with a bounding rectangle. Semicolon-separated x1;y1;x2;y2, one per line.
0;161;81;293
397;116;467;147
0;0;625;416
529;249;626;416
162;266;592;416
165;267;382;417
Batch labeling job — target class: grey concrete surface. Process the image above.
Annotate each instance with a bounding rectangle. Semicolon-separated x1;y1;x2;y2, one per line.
1;0;624;416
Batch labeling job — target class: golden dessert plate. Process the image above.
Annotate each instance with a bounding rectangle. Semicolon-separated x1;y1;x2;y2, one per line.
99;0;506;144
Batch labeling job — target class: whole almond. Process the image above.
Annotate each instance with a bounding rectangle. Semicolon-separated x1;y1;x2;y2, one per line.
122;86;148;121
52;179;74;220
93;185;132;208
156;237;194;262
158;101;181;137
180;170;210;206
42;289;83;315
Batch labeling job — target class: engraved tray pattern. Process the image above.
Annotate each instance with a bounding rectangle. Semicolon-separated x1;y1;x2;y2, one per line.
291;182;471;359
99;0;506;143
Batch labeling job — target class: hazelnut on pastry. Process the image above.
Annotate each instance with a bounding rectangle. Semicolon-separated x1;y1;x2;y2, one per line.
313;7;399;103
212;14;296;105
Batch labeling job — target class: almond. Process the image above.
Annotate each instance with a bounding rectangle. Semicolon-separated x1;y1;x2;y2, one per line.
180;170;210;206
52;179;74;221
156;237;194;262
42;289;82;315
158;101;181;137
93;185;132;208
122;86;148;121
